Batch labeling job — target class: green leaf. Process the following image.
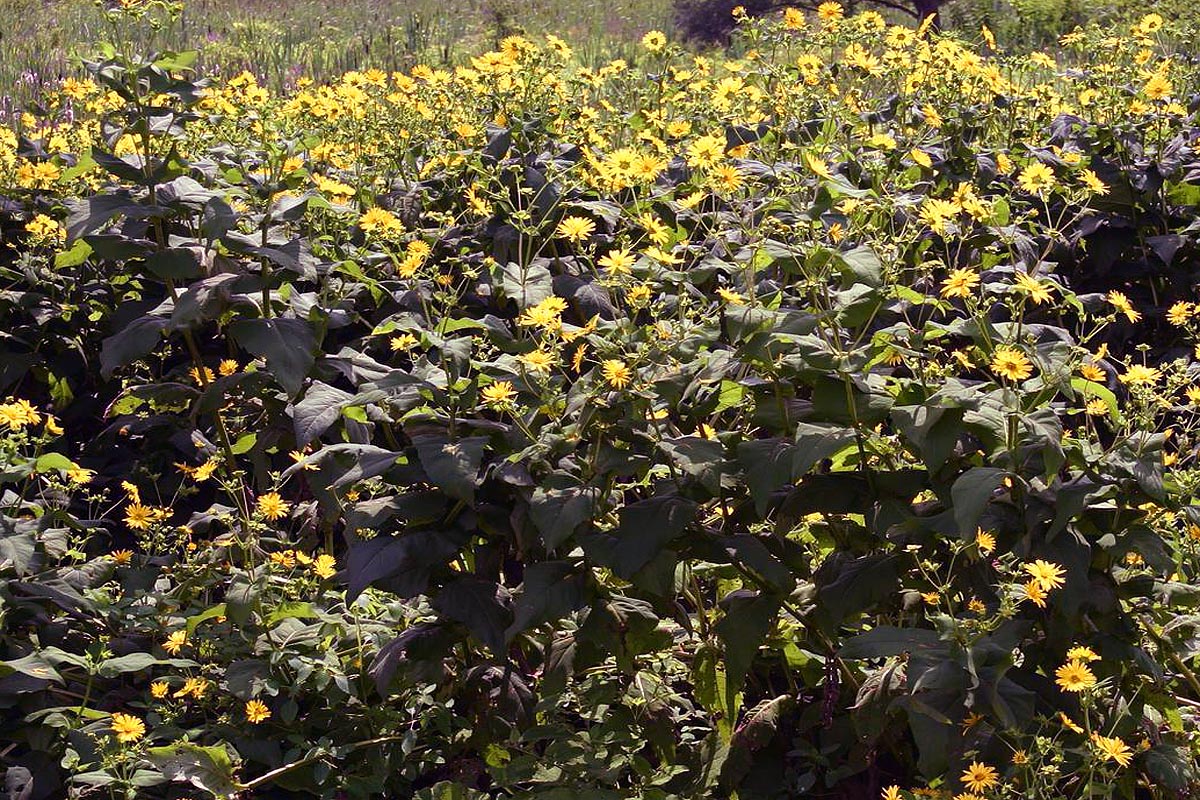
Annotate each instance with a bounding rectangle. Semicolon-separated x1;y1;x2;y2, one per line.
529;483;597;551
583;495;697;578
96;653;160;677
432;576;510;652
186;603;227;634
146;742;239;799
500;261;553;308
835;245;883;288
145;248;201;280
839;626;945;659
54;239;92;268
265;601;317;627
413;434;489;503
229;318;319;397
951;467;1007;535
101;316;169;377
660;436;726;494
34;453;75;473
715;591;780;691
506;561;589;641
230;433;256;455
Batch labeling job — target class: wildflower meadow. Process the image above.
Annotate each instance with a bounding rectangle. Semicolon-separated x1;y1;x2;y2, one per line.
3;0;1200;798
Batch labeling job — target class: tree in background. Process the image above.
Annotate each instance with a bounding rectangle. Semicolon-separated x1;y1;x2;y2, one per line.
674;0;942;41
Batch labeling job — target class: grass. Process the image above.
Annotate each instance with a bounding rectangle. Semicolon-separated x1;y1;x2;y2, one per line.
0;0;674;107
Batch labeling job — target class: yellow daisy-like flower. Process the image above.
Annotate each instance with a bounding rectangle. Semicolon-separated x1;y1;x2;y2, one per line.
1085;397;1109;416
1079;363;1105;382
1024;559;1065;590
162;630;187;655
601;359;633;389
990;347;1033;381
1119;365;1160;386
110;712;146;743
256;492;290;521
1056;659;1097;692
311;553;337;579
1079;168;1107;194
124;504;155;530
1106;290;1141;322
218;359;240;376
1017;162;1056;194
110;549;134;565
174;677;210;700
150;681;169;699
1013;272;1053;304
598;248;635;274
1067;645;1100;662
482;380;518;408
1166;301;1192;326
641;30;667;52
959;761;999;793
817;1;844;22
940;268;979;299
519;349;557;374
245;699;272;724
1059;711;1085;733
556;216;596;243
1091;733;1133;767
783;8;806;30
975;529;996;556
882;787;902;800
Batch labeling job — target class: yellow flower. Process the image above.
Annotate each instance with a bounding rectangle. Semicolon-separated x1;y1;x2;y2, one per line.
245;699;272;724
1079;168;1107;194
0;398;41;430
174;677;209;700
1106;290;1141;322
598;248;635;274
717;287;745;305
601;359;633;389
518;296;569;329
817;1;844;22
519;349;557;374
1070;647;1099;666
1024;559;1065;590
1085;397;1109;416
960;761;998;792
1013;272;1053;304
1091;733;1133;767
990;347;1033;381
910;148;932;168
975;529;996;555
641;30;667;51
124;504;155;530
1023;579;1048;608
1056;659;1097;692
163;630;188;655
1119;365;1160;386
1167;301;1192;326
218;359;240;376
358;207;402;235
940;269;979;299
783;8;806;30
110;550;134;565
882;787;902;800
110;712;146;743
556;216;596;243
1011;750;1028;765
257;492;290;521
482;380;518;408
1144;74;1172;100
1017;162;1056;194
1059;711;1084;733
312;553;337;579
150;681;169;699
1079;363;1105;382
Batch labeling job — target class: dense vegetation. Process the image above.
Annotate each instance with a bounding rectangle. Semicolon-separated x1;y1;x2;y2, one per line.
4;1;1200;798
